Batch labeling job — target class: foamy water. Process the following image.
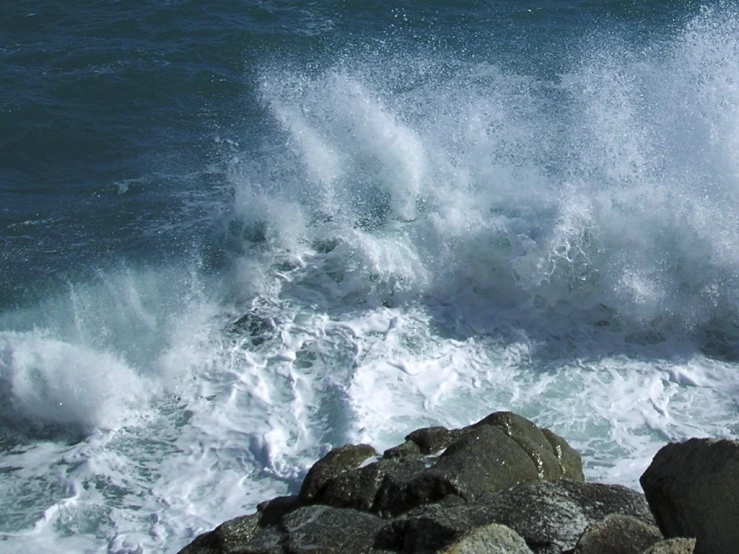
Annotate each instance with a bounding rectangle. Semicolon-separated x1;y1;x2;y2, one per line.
2;6;739;553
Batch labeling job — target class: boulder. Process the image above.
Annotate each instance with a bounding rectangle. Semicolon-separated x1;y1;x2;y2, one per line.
299;444;378;503
642;538;696;554
255;495;301;526
234;505;387;554
640;438;739;554
572;514;663;554
383;440;422;459
383;426;463;459
319;457;427;513
440;523;534;554
178;496;302;554
377;479;655;553
406;426;460;455
470;412;584;481
178;412;588;554
178;513;261;554
281;505;386;554
305;412;584;517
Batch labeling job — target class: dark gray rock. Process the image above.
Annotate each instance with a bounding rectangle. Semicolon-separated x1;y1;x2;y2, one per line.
177;497;302;554
306;412;585;518
406;426;459;455
642;538;696;554
178;513;261;554
471;412;584;481
383;440;422;459
372;460;462;518
232;524;284;554
282;505;385;554
424;424;540;499
541;428;585;481
233;505;387;554
319;428;517;518
318;458;427;513
440;523;534;554
572;514;663;554
378;479;655;554
383;427;460;459
178;412;590;554
299;444;378;503
255;495;301;526
640;438;739;554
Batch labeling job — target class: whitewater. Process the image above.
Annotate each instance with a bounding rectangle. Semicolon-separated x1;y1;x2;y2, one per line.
3;5;739;553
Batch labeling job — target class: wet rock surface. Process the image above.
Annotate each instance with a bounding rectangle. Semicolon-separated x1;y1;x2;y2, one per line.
376;480;655;554
572;514;663;554
439;523;534;554
300;410;585;520
176;411;723;554
642;538;696;554
640;438;739;554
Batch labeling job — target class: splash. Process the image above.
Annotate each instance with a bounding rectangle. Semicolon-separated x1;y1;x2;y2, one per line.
228;5;739;352
0;332;145;433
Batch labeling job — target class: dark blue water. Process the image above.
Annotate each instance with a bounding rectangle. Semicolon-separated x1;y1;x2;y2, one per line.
2;2;737;553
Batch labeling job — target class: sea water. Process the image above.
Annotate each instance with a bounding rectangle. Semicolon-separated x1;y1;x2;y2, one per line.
2;1;739;552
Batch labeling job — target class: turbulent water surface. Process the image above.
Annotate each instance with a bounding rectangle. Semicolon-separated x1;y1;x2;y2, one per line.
3;1;739;552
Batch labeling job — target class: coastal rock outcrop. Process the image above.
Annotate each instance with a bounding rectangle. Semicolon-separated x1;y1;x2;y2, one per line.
179;513;261;554
640;438;739;554
298;411;584;519
178;412;661;554
375;479;654;553
235;505;386;554
572;514;663;554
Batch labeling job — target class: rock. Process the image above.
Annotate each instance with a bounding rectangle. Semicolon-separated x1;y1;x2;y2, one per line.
440;523;534;554
378;479;655;554
178;513;261;554
234;505;387;554
424;424;541;497
383;426;462;459
255;495;301;526
471;412;584;481
406;426;459;454
642;538;696;554
369;425;537;518
541;427;585;481
383;440;421;459
281;506;385;553
640;438;739;554
305;412;584;518
178;412;590;554
572;514;663;554
319;457;427;513
299;444;378;503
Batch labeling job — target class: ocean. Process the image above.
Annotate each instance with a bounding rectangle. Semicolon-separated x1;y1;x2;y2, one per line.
2;1;739;552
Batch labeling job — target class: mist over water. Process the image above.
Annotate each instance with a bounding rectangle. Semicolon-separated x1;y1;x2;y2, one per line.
3;3;739;553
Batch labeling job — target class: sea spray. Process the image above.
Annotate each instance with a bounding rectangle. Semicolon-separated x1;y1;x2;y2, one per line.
3;4;739;554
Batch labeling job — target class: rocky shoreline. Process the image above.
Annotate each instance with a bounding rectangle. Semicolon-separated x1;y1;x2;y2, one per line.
177;411;733;554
